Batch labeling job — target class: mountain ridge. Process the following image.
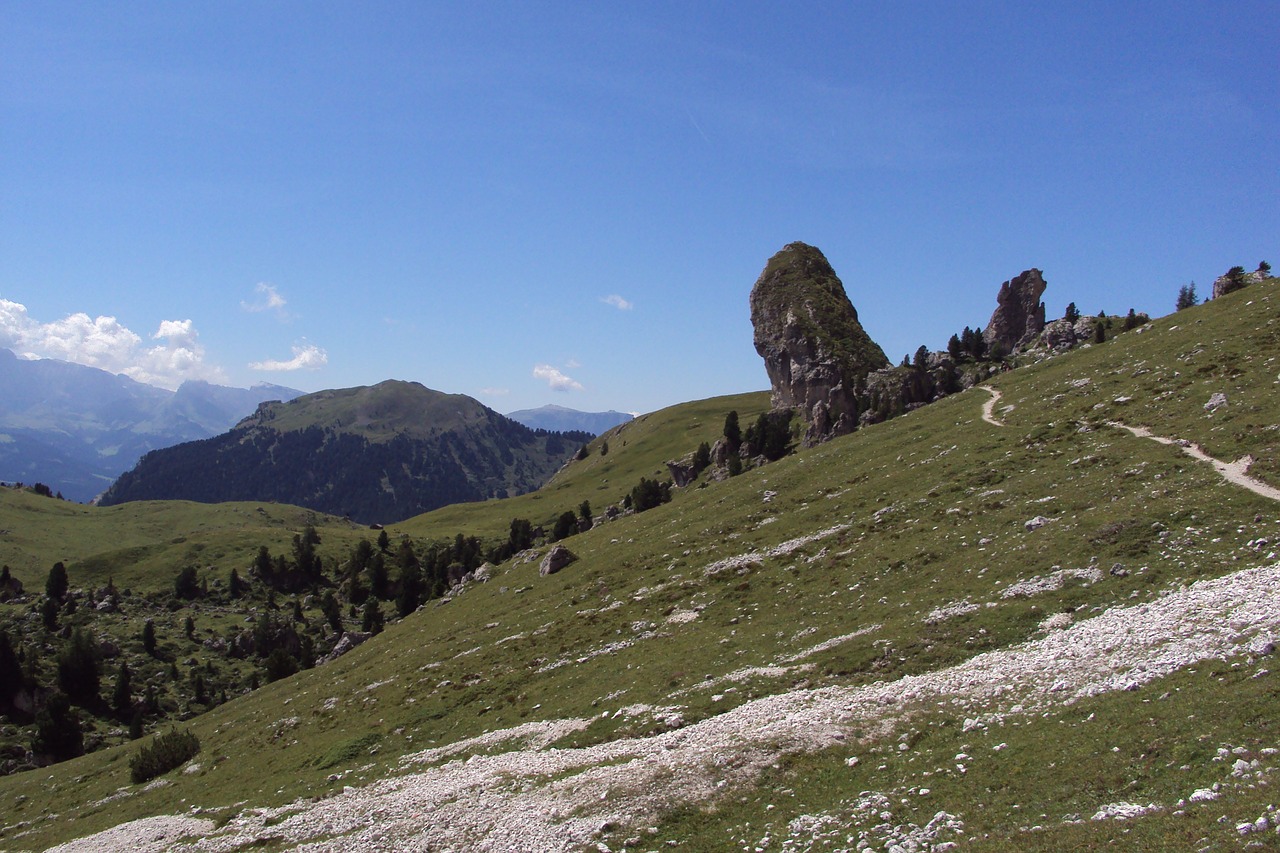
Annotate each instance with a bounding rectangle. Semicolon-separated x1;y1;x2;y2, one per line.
0;349;301;501
505;404;634;436
98;380;592;524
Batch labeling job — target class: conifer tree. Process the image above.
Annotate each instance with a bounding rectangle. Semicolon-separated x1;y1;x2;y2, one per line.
723;411;742;452
32;691;83;761
112;661;132;719
361;598;384;635
1176;282;1199;310
57;628;99;707
142;620;157;657
396;562;423;618
45;561;69;601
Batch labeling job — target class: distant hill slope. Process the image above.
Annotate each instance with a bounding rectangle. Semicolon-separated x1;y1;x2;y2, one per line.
98;380;592;524
505;404;633;435
0;349;300;501
8;281;1280;851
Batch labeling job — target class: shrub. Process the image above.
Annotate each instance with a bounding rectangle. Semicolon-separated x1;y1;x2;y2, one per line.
129;728;200;784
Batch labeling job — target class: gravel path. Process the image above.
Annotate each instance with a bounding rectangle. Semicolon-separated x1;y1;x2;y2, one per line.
1108;421;1280;503
47;558;1280;853
980;386;1004;426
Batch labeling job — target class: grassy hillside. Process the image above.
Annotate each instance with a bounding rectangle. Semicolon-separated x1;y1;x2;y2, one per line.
2;282;1279;850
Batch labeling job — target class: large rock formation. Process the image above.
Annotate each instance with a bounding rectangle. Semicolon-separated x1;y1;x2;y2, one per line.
1211;264;1272;300
983;269;1047;355
750;242;889;445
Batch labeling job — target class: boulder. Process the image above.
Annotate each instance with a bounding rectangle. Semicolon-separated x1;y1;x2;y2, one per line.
539;544;578;576
749;242;889;445
321;631;372;664
983;269;1047;354
666;453;699;488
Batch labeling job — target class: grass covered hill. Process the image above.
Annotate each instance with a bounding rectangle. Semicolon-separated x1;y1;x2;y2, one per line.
2;280;1280;850
98;380;592;525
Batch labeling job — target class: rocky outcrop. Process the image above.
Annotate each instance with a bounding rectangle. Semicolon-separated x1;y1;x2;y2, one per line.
1211;265;1271;300
539;545;577;577
1038;316;1099;352
749;242;889;445
320;631;372;664
983;269;1047;355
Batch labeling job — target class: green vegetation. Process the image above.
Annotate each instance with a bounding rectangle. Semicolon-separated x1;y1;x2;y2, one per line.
128;728;200;784
0;281;1278;849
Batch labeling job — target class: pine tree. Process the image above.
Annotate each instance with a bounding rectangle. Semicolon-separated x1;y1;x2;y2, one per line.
723;411;742;452
112;661;132;718
1064;302;1081;323
1176;282;1198;311
368;553;389;600
552;511;577;541
264;648;299;683
31;691;83;761
253;545;273;579
0;630;23;706
129;709;145;740
396;562;423;618
40;596;59;631
228;567;246;599
57;628;100;707
361;598;384;635
142;620;157;656
321;590;343;634
912;346;929;371
45;561;69;601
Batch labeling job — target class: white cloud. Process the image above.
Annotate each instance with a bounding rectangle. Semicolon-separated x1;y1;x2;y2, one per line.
154;318;198;348
241;282;289;317
249;344;328;372
0;298;226;389
533;363;584;393
480;387;510;397
601;294;633;311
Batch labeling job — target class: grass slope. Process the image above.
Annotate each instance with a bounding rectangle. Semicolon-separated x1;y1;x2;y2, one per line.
1;283;1279;850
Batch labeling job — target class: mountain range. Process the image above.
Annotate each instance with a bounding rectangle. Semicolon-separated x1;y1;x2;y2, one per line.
505;404;633;435
98;380;593;524
0;348;301;502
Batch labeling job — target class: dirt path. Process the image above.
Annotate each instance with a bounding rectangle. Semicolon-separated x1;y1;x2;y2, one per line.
1108;421;1280;503
980;385;1004;426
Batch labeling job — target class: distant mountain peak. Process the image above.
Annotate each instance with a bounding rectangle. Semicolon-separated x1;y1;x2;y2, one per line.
506;405;634;436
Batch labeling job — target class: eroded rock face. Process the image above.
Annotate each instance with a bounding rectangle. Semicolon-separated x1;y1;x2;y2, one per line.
983;269;1047;354
749;242;889;444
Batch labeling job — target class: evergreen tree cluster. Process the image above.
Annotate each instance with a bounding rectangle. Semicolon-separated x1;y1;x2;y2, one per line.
128;728;200;784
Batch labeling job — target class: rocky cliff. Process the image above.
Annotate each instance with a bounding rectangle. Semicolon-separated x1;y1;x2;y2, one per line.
749;242;889;445
983;269;1047;354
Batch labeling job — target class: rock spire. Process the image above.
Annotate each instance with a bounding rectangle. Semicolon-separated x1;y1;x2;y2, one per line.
982;269;1046;354
749;242;889;445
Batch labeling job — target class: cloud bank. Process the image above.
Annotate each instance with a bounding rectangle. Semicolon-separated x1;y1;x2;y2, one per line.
0;298;227;389
533;363;584;392
249;344;328;372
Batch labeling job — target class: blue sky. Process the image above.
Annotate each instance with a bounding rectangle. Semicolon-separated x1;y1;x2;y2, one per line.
2;1;1275;415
